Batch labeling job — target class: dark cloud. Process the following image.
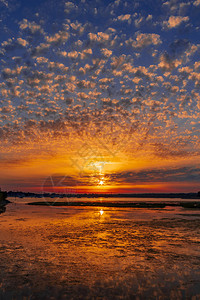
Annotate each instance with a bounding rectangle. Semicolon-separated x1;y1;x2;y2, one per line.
107;167;200;184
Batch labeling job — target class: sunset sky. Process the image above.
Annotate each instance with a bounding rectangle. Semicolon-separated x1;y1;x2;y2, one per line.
0;0;200;193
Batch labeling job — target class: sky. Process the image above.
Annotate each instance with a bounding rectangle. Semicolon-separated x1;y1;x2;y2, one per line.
0;0;200;193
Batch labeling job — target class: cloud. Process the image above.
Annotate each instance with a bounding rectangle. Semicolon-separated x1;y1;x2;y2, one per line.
67;50;79;59
70;21;85;35
0;0;8;8
146;14;153;21
17;38;28;47
46;31;69;45
158;53;182;71
193;0;200;6
36;57;49;64
134;16;144;28
117;14;131;21
88;32;110;43
31;43;50;56
126;33;162;49
19;19;44;35
101;48;113;57
164;16;189;29
65;1;78;14
107;167;200;184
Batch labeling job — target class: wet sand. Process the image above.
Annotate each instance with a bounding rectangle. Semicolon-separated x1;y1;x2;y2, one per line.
0;200;200;299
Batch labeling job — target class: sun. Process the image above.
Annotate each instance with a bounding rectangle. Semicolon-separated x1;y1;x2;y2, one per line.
99;180;104;185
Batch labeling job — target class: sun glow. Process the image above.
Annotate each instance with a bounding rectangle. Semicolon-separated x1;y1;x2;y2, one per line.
99;209;104;215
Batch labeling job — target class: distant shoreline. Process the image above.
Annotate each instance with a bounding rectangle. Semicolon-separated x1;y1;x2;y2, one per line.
27;201;200;209
8;191;200;199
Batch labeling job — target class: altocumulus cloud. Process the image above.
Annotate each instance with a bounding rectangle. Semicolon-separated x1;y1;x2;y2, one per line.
0;0;199;164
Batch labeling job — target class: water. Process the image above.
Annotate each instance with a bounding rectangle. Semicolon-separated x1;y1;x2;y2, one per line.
0;198;200;299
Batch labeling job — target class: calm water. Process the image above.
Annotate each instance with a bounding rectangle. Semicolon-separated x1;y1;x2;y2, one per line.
0;198;200;299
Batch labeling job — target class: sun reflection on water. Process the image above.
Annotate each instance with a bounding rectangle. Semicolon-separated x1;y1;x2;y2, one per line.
99;209;104;216
0;203;200;299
